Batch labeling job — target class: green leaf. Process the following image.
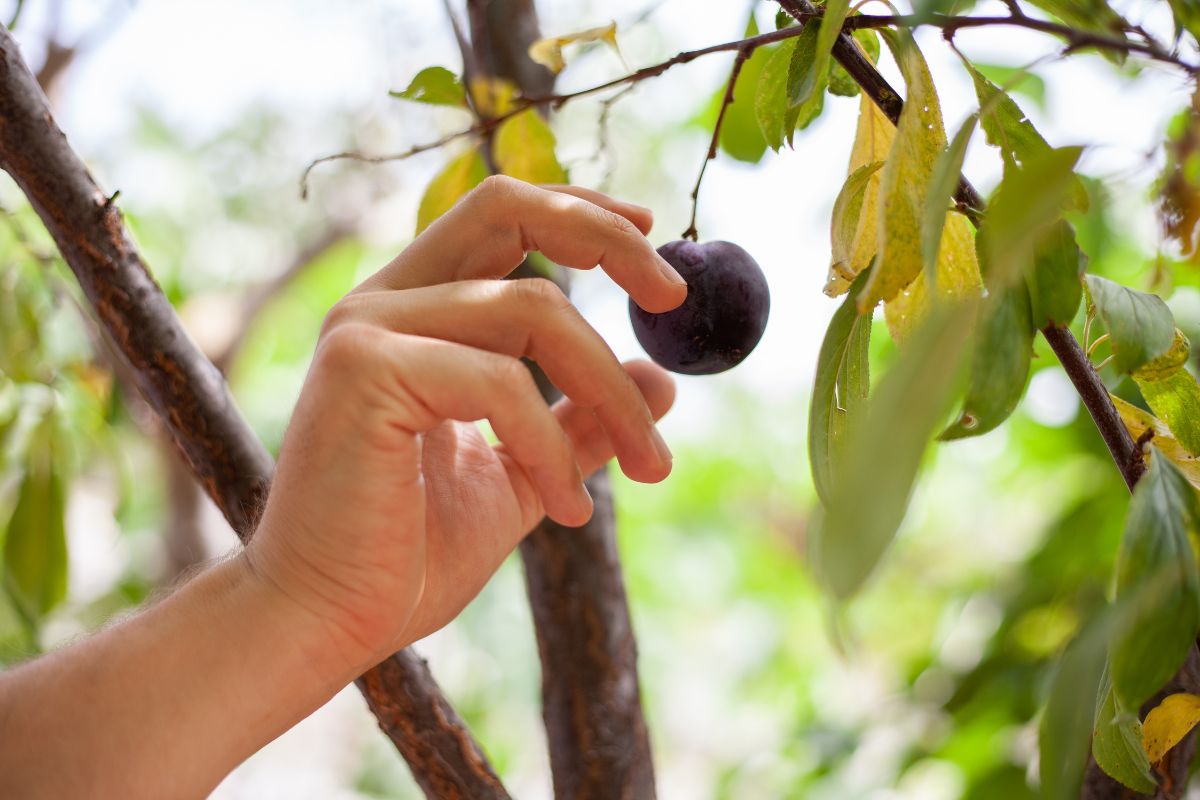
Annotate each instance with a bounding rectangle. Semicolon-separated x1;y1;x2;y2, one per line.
791;0;849;108
922;115;977;280
1040;614;1110;800
493;109;567;185
415;149;489;235
984;146;1084;290
859;30;946;311
1110;449;1200;710
1027;220;1086;328
829;30;879;97
941;280;1034;440
812;301;975;599
1136;367;1200;457
830;162;885;287
1168;0;1200;41
1026;0;1132;53
809;272;872;507
1093;675;1158;793
1085;275;1176;375
962;59;1087;213
390;66;467;108
757;40;797;152
3;419;67;618
973;62;1047;108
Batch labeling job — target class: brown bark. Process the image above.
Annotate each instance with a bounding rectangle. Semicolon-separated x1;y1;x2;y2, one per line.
466;1;658;795
520;472;657;799
0;25;508;799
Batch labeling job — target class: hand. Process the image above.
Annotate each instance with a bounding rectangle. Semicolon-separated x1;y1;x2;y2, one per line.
243;176;687;672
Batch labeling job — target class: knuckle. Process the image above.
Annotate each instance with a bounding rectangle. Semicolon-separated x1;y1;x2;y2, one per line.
314;322;381;374
587;203;638;237
488;354;534;395
319;295;363;338
512;277;569;311
471;174;520;207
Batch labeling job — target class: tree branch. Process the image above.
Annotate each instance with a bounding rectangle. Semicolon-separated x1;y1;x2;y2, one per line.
466;1;657;795
845;13;1197;74
0;25;509;799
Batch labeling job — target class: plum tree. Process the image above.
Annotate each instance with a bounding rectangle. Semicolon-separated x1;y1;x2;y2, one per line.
628;240;770;375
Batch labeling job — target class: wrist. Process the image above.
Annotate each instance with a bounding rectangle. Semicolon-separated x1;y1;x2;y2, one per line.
233;547;377;682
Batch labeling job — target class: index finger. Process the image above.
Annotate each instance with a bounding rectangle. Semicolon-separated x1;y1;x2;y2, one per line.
364;177;688;313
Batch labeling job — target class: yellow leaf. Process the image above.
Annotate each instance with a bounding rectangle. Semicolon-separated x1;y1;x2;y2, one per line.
469;77;518;117
884;213;982;344
416;149;489;234
859;31;947;312
493;109;567;185
1112;394;1200;490
825;94;895;297
528;22;622;74
1143;693;1200;763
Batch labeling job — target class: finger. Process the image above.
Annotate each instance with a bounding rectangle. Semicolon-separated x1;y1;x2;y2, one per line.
551;360;676;478
322;325;592;527
329;279;672;483
537;184;654;235
364;176;687;312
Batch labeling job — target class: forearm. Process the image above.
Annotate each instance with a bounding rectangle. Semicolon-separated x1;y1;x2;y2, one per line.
0;554;362;799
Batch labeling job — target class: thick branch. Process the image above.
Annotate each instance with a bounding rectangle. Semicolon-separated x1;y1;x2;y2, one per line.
467;0;657;794
0;26;509;799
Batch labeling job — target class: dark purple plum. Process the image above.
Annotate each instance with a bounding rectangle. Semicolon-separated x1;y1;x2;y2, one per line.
630;240;770;375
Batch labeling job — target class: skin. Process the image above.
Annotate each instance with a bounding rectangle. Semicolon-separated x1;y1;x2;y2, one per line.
0;176;686;799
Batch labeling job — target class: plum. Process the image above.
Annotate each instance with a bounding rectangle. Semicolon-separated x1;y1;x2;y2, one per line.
630;240;770;375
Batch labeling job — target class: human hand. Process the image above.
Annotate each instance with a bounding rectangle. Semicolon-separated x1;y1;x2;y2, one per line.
243;176;685;672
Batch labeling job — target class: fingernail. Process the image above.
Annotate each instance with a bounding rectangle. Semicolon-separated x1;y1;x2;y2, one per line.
649;425;673;465
657;256;687;287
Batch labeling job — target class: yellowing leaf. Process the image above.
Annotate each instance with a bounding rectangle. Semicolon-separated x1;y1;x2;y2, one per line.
469;77;518;117
825;94;895;296
1136;366;1200;457
830;162;884;290
859;31;947;312
1113;394;1200;490
528;22;621;74
416;149;489;234
1143;693;1200;763
884;212;981;344
493;109;567;185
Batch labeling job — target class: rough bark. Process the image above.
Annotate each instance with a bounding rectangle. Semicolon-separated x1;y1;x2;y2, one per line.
0;25;508;799
520;472;657;799
466;1;658;795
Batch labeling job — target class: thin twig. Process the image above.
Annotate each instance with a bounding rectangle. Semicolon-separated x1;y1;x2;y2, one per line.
301;23;819;197
590;83;637;192
683;46;750;241
846;13;1197;73
301;7;1196;197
